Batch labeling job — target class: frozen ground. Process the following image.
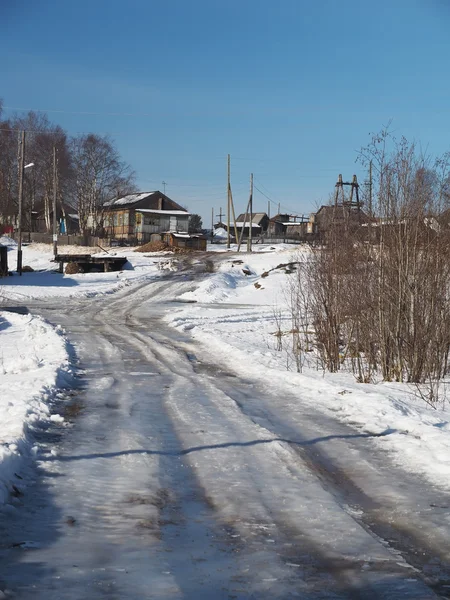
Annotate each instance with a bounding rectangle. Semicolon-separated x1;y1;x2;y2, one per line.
1;239;450;498
165;245;450;495
1;240;450;597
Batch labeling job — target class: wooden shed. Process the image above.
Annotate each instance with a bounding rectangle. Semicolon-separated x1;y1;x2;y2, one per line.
164;232;207;251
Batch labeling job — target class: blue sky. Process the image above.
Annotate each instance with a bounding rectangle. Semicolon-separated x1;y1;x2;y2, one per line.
2;0;450;224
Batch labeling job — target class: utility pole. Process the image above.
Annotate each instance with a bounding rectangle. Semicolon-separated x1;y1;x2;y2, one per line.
267;200;270;220
227;154;231;248
162;181;167;194
17;130;25;275
211;207;214;241
216;207;224;223
52;146;58;257
247;173;253;252
369;160;373;217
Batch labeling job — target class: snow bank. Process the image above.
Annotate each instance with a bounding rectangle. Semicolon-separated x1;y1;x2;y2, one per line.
212;227;228;240
0;236;16;247
0;311;72;504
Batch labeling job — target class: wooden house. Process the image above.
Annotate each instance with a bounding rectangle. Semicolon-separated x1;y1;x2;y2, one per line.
267;214;291;237
267;213;315;241
314;205;372;237
101;191;190;243
234;212;269;238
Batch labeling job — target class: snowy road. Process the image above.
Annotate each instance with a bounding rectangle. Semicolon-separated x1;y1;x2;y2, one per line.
1;273;450;598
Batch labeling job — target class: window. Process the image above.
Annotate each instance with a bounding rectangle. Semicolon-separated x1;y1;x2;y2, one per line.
144;216;159;226
136;213;142;225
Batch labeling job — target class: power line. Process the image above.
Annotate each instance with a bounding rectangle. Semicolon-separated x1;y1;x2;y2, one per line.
253;184;275;203
253;183;305;216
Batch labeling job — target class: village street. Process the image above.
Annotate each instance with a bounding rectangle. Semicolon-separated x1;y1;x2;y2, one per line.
1;267;450;600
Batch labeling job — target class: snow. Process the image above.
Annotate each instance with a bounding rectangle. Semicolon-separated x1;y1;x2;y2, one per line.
137;209;190;215
212;226;228;239
0;236;16;247
2;240;450;504
0;242;166;301
103;191;155;207
0;310;71;504
165;246;450;493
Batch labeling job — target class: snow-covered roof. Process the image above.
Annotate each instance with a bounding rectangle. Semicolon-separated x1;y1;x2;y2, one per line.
283;222;303;226
68;214;79;220
171;233;191;238
104;192;156;207
137;209;190;215
235;222;261;228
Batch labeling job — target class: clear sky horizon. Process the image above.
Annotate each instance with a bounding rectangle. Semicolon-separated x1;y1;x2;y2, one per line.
2;0;450;225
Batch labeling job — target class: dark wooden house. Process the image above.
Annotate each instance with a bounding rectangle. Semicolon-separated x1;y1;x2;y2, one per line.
267;213;315;241
234;212;269;238
314;205;372;237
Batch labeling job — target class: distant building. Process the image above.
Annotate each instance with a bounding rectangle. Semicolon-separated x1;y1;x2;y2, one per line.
33;203;79;234
229;212;269;239
314;205;372;236
267;213;314;241
100;191;190;243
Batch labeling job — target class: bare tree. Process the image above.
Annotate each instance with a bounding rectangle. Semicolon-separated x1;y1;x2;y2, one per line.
6;111;72;232
70;134;135;235
0;101;137;238
287;129;450;403
0;110;17;222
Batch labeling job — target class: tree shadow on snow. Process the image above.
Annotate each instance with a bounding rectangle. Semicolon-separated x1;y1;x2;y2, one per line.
41;429;397;463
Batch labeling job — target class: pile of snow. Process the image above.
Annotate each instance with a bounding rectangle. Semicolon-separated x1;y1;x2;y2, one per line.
212;227;228;240
0;235;16;247
0;311;72;504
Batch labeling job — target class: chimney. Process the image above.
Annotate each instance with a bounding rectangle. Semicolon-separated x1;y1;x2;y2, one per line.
158;196;163;210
